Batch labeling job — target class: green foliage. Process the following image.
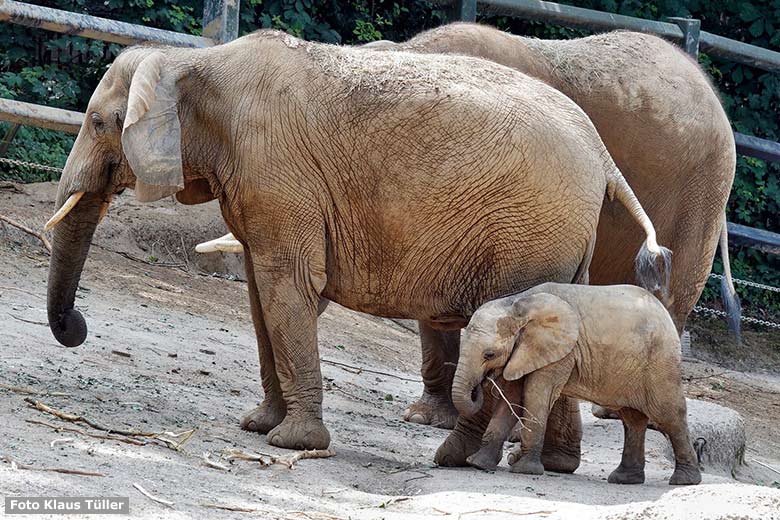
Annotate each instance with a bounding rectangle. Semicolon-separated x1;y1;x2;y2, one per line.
1;0;779;311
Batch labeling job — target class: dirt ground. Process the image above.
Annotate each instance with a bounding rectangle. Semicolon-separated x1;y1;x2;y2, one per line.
1;182;780;519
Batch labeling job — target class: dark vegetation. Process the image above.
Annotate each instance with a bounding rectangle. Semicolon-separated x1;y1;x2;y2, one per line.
0;0;778;317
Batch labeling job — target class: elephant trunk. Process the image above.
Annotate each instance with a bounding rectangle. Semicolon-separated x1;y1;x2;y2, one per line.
47;194;103;347
452;369;484;418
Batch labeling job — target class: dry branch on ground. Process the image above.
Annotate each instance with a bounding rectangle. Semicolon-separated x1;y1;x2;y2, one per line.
2;456;105;477
0;214;51;252
24;398;195;450
223;448;336;469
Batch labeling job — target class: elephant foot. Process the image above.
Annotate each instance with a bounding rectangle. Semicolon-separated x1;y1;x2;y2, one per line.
466;446;501;472
267;415;331;450
592;404;620;420
434;430;481;467
403;391;458;429
541;443;581;474
669;463;702;486
241;401;286;434
608;464;645;485
508;451;545;475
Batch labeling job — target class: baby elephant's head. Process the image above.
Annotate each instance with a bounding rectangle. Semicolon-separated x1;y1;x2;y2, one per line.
453;292;580;417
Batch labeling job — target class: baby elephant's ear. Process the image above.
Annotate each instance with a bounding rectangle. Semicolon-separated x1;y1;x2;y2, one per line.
122;52;185;203
503;293;580;381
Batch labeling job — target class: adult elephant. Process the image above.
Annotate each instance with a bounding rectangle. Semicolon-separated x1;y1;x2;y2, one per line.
45;30;669;456
197;23;738;453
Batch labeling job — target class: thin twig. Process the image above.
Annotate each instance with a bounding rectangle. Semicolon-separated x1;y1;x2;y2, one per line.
486;377;534;432
25;419;148;446
0;384;68;397
321;358;420;383
112;249;186;270
684;371;729;381
751;458;780;476
24;398;195;450
0;214;51;252
50;438;75;448
8;313;47;326
2;456;104;477
202;452;229;471
0;285;44;300
224;448;335;469
274;449;336;469
201;503;268;513
180;234;190;270
133;483;174;508
458;509;552;517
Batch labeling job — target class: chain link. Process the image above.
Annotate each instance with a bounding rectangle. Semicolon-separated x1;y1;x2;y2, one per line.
693;305;780;329
708;272;780;293
0;156;63;174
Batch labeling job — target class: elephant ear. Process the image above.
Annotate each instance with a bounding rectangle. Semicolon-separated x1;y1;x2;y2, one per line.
503;293;580;381
122;52;184;203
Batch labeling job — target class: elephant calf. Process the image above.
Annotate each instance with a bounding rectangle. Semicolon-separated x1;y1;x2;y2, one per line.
455;282;701;486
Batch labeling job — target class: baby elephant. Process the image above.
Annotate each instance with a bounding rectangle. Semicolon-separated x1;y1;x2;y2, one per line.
454;282;701;486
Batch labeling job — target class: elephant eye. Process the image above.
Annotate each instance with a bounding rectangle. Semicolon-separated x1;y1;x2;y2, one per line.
483;351;497;361
91;113;105;134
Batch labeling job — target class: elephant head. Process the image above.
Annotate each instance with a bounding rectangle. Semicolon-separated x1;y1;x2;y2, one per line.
452;293;580;417
45;47;216;347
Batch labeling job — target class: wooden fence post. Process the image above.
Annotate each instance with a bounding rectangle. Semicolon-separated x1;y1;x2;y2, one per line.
202;0;239;44
450;0;477;22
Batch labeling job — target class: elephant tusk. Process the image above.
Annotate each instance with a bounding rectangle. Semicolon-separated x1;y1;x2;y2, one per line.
43;191;85;232
97;195;113;224
195;233;244;254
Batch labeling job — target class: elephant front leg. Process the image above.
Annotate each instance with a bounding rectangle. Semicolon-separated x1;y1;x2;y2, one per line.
508;366;571;475
608;408;648;485
466;378;522;471
435;380;496;467
403;323;460;429
240;250;287;434
253;263;330;450
507;395;582;473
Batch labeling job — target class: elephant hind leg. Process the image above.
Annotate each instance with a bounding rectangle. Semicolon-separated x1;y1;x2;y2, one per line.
608;408;648;485
403;323;460;429
539;396;582;473
651;398;702;485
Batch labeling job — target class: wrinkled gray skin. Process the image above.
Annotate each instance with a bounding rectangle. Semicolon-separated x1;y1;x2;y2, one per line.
364;24;736;452
456;283;702;486
45;30;668;453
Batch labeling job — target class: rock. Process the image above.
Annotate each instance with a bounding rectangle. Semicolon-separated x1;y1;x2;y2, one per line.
663;398;746;476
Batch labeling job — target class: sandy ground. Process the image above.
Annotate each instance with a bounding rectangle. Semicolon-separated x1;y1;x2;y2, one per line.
1;182;780;519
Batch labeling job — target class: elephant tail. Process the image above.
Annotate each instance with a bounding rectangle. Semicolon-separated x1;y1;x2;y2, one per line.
718;212;742;343
607;171;672;305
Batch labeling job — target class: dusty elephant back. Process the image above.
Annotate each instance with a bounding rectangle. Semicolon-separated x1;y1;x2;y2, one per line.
402;24;735;331
204;33;614;318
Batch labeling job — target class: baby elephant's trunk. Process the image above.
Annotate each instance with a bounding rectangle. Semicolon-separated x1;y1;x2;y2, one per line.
608;171;673;305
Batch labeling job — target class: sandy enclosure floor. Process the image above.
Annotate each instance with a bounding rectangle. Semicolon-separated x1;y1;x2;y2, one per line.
1;182;780;519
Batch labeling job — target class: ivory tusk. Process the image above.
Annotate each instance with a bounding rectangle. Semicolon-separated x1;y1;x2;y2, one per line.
43;192;85;232
195;233;244;254
98;195;113;224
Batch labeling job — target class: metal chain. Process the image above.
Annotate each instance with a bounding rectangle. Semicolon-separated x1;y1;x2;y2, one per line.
0;156;62;174
709;273;780;293
693;305;780;329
